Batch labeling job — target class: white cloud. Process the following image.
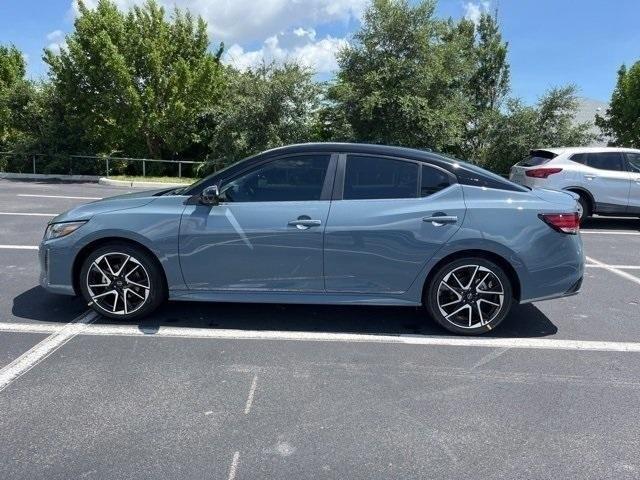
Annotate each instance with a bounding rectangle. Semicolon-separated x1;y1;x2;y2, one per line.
463;1;490;26
69;0;366;44
223;30;348;74
46;29;67;54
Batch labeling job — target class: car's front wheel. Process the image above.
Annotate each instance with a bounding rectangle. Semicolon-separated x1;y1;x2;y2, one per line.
79;243;166;320
425;257;513;335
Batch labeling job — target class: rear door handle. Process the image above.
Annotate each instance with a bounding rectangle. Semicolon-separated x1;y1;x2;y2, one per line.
584;174;596;180
288;219;322;229
423;215;458;225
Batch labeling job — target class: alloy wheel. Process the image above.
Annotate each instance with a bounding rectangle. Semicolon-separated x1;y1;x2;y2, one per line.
436;264;505;329
86;252;150;315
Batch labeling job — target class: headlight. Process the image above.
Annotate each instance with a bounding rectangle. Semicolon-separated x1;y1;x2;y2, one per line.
44;221;87;240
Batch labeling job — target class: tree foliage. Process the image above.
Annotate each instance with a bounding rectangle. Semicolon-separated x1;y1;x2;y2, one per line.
0;44;28;149
327;0;472;151
596;61;640;147
484;86;594;173
0;0;613;177
44;0;225;158
203;63;322;167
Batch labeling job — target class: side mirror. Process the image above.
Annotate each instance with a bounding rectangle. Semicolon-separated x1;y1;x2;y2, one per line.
200;185;221;206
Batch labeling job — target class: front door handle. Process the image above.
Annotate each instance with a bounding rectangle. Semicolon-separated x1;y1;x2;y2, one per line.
423;215;458;226
288;218;322;229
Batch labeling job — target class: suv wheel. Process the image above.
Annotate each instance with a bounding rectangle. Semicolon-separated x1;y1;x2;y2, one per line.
576;193;591;223
425;258;513;335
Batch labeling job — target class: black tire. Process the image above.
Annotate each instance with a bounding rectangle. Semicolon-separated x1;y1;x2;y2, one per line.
576;193;591;223
424;257;513;335
79;242;166;320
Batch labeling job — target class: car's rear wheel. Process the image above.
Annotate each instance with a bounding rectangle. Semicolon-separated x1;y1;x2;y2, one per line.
79;243;165;320
425;257;513;335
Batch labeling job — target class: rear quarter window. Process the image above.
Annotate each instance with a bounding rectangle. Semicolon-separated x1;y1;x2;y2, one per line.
517;150;557;167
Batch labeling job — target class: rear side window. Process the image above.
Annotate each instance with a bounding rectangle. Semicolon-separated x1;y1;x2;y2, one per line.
517;150;557;167
570;153;587;164
421;165;451;197
344;156;418;200
587;152;625;171
626;153;640;173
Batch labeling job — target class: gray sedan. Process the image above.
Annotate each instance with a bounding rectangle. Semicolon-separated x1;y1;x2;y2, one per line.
39;143;584;335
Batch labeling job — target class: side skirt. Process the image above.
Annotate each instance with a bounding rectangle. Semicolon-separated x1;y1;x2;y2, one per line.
168;290;421;307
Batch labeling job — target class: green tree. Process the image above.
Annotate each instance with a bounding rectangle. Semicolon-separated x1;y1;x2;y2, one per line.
326;0;473;151
596;61;640;147
204;63;322;167
463;12;510;162
0;44;28;149
44;0;225;159
484;86;594;173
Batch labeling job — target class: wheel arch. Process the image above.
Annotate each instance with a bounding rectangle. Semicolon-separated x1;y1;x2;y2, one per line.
564;187;594;212
72;237;169;297
422;249;521;303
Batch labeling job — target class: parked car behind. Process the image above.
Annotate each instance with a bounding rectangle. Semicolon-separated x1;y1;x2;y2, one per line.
40;143;584;335
509;147;640;221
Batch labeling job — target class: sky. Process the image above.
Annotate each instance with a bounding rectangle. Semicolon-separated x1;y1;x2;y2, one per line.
0;0;639;104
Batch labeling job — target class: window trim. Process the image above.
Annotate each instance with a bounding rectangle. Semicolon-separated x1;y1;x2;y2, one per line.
333;153;456;201
215;152;338;204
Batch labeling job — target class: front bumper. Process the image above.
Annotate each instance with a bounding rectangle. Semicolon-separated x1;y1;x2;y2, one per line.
39;241;77;296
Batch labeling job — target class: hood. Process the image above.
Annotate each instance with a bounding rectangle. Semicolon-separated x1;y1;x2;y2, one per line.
532;188;579;209
50;189;166;223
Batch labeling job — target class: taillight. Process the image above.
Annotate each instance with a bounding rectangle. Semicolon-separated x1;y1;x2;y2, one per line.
525;168;563;178
539;213;580;234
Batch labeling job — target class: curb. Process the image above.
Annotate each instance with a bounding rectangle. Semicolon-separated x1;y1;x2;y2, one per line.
98;177;189;188
0;172;100;182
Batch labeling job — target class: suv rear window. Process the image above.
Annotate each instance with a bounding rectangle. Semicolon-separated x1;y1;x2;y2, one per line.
517;150;557;167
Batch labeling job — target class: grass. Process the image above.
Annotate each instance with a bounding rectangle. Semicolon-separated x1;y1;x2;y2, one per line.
108;175;196;184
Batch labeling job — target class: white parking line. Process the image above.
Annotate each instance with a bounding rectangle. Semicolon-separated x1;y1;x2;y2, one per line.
0;311;97;393
3;321;640;353
582;230;640;236
244;375;258;414
17;194;101;200
586;256;640;286
227;451;240;480
586;264;640;270
0;245;38;250
0;212;57;217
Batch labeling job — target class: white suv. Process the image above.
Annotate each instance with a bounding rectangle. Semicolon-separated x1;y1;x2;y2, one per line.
509;147;640;220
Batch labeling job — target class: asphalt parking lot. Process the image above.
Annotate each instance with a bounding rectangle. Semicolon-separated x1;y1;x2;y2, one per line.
0;178;639;479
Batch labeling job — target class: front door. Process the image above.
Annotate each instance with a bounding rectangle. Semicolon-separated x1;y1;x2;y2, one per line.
324;155;465;294
179;154;335;291
581;152;631;213
625;152;640;214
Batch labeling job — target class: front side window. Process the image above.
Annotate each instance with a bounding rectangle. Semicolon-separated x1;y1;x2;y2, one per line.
626;153;640;173
343;156;419;200
587;152;625;171
221;154;331;202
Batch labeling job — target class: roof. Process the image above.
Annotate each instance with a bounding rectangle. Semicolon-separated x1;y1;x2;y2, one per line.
532;146;640;155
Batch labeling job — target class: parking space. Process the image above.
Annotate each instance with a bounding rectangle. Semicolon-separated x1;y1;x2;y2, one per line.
0;178;639;479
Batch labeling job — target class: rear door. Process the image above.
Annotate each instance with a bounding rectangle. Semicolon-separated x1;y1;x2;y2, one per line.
324;154;465;294
582;152;631;212
625;152;640;214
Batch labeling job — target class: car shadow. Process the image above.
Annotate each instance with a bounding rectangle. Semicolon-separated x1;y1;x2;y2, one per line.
13;287;557;338
582;216;639;231
12;286;87;323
